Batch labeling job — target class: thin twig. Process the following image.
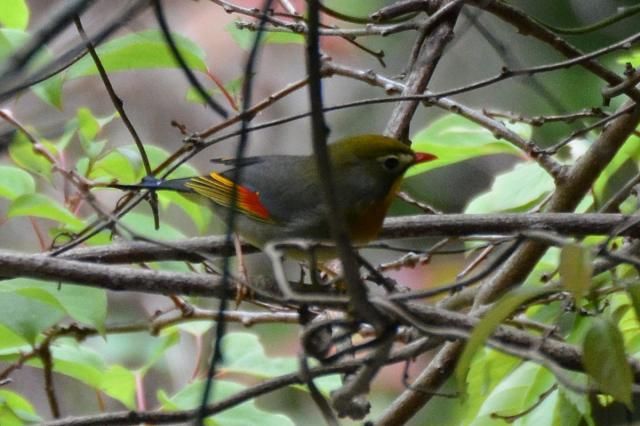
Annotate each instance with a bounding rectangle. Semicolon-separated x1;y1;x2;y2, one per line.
40;340;61;418
155;0;228;118
73;16;152;176
191;0;275;422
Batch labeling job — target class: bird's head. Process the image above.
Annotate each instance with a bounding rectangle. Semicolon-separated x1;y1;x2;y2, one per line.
329;134;437;183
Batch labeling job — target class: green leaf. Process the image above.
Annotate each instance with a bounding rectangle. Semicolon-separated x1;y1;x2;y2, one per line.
29;340;135;408
0;279;108;334
158;191;212;234
264;31;304;45
100;365;136;409
97;144;212;232
471;363;555;425
593;133;640;202
0;28;26;59
463;349;521;424
54;284;107;333
0;0;29;30
408;114;530;177
140;328;180;374
465;162;555;213
559;243;593;303
617;50;640;66
82;137;108;161
90;148;138;183
75;107;118;142
0;390;41;425
9;131;56;180
0;408;23;426
143;145;200;179
120;211;186;241
0;28;63;108
221;332;341;394
0;165;35;200
559;387;595;426
455;287;554;394
9;287;65;311
159;380;295;426
8;193;84;229
77;107;100;143
30;77;63;110
67;29;207;79
0;290;65;344
76;157;90;177
95;144;199;184
55;119;78;151
47;341;105;387
185;76;243;105
74;108;117;159
582;318;632;407
221;332;296;376
0;324;29;350
551;390;587;426
185;86;215;104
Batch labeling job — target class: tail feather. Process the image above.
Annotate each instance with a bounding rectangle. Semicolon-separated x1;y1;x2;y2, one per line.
109;176;194;193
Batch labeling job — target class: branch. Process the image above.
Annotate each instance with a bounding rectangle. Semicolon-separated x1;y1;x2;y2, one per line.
234;18;421;37
40;336;438;426
476;101;640;306
424;30;640;102
55;213;640;264
39;293;640;426
0;0;94;87
427;103;640;425
306;0;385;334
0;250;229;298
384;0;461;140
0;0;149;103
375;341;462;426
469;0;640;102
324;61;563;177
376;94;640;426
74;16;152;176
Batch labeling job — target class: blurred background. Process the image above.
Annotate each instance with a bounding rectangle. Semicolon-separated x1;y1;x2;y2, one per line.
1;0;638;424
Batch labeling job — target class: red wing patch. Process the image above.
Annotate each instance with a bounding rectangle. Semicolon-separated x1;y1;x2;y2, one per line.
185;172;273;222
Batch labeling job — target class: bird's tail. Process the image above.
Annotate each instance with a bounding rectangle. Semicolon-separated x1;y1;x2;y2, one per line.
108;176;193;193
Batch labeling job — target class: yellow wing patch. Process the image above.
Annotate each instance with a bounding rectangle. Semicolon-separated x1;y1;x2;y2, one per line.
185;172;273;222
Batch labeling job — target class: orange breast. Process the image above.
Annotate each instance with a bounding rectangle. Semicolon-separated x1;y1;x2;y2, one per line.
347;179;401;244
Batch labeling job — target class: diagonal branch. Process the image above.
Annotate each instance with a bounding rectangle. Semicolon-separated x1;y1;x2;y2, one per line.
384;0;462;140
376;101;640;426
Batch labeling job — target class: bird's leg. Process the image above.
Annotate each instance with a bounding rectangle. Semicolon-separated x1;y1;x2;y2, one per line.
320;258;343;280
305;247;324;288
233;233;252;307
297;264;307;286
319;258;351;293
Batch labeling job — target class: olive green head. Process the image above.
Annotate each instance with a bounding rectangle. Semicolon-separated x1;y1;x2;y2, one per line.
328;134;435;183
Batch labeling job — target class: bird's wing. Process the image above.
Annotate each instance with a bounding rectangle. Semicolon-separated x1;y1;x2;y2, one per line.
185;172;274;223
229;156;321;223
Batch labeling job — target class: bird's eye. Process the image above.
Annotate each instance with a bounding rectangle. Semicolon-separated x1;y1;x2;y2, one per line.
382;156;400;171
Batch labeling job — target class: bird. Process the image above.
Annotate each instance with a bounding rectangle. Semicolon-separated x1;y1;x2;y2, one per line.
110;134;436;256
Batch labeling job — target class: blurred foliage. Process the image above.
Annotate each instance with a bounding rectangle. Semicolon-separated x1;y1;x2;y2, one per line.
1;0;640;425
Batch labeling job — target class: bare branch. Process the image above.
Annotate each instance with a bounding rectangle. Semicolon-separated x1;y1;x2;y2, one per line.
55;213;640;264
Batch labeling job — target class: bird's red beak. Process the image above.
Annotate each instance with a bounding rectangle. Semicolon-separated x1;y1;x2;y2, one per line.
413;152;438;164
